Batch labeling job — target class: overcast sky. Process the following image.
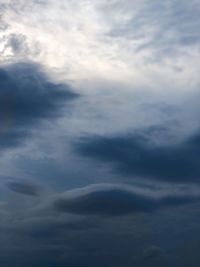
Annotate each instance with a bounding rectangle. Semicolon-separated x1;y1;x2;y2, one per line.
0;1;200;266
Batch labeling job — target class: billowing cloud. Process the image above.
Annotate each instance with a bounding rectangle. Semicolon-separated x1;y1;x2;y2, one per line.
52;184;199;216
0;61;78;150
75;129;200;182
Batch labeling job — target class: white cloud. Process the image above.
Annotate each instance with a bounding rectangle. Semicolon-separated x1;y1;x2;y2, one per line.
0;0;199;92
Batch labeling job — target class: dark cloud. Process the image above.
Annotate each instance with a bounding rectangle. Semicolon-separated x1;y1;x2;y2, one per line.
143;246;166;260
132;246;169;267
6;181;41;196
52;184;198;216
0;62;78;150
0;183;197;267
75;129;200;182
4;215;98;241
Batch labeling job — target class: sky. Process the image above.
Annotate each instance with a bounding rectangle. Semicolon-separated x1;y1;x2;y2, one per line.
0;0;200;266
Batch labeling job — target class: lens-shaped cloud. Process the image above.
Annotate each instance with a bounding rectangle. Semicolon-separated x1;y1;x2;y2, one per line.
52;184;199;216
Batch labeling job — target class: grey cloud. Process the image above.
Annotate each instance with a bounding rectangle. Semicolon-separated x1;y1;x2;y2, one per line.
0;183;196;267
75;128;200;182
107;0;200;60
0;61;78;150
2;33;42;58
132;246;169;267
0;3;9;31
3;215;97;240
52;184;199;216
0;210;99;267
6;34;28;55
6;181;41;196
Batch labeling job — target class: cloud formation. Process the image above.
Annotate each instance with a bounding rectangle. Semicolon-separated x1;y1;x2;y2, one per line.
108;0;200;51
0;61;78;150
75;129;200;182
6;181;41;196
1;0;199;90
0;1;200;266
52;184;199;216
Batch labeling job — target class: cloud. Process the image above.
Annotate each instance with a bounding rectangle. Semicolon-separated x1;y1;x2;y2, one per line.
109;0;200;49
0;206;99;267
4;34;29;55
0;183;197;267
5;215;97;240
0;61;78;151
52;184;199;216
75;128;200;182
132;245;169;267
6;181;41;196
143;246;166;260
1;0;199;90
0;1;199;266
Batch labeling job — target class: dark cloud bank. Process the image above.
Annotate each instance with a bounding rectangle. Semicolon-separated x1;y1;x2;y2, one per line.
0;61;78;150
52;184;199;216
1;183;198;267
1;182;198;267
75;130;200;183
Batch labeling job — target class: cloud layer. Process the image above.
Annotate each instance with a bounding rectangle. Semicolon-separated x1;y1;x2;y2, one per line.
52;184;199;216
0;1;200;266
